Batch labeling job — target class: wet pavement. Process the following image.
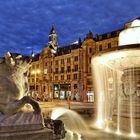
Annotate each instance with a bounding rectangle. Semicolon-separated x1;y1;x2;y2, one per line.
40;102;139;140
63;128;139;140
62;115;139;140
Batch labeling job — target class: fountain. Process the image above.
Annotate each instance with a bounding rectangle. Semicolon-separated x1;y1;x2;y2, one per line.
51;107;89;139
91;19;140;137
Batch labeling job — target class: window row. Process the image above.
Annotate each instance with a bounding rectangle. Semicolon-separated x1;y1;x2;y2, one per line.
30;65;79;75
55;56;79;65
29;74;78;82
55;74;78;81
98;43;112;51
32;64;39;69
55;65;78;73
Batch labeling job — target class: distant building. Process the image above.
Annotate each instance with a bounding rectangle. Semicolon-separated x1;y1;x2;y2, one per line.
28;18;137;102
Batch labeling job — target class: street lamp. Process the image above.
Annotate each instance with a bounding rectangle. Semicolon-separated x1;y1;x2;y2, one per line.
67;84;71;109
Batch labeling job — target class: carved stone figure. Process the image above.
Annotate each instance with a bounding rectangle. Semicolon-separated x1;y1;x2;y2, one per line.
122;68;140;98
0;52;40;115
0;52;66;140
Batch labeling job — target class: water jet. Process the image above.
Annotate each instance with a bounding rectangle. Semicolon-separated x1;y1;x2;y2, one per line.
92;19;140;137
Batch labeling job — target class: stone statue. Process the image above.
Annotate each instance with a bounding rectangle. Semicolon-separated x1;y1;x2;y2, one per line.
0;52;40;115
0;52;66;140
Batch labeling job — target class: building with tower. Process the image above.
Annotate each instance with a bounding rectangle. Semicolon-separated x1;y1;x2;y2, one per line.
48;25;59;54
28;18;138;102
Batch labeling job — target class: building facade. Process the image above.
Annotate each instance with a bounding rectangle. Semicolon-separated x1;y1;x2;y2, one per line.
28;19;135;102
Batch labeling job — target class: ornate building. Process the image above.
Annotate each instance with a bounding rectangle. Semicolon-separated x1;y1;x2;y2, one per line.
28;19;136;102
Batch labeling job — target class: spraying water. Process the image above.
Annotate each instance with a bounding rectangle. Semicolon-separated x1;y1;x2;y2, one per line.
51;107;88;136
91;19;140;137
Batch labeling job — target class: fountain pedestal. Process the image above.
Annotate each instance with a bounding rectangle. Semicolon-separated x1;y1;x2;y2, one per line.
0;112;58;140
113;101;140;133
0;112;44;132
92;19;140;136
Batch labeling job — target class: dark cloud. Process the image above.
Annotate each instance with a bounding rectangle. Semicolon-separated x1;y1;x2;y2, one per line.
0;0;139;56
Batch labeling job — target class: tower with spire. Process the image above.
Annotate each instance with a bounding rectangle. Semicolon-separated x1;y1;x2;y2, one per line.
31;47;35;57
48;25;59;54
85;30;93;39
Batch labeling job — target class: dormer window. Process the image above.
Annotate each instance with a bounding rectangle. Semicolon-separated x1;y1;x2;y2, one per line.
99;35;102;40
108;43;111;49
107;33;111;38
99;45;102;51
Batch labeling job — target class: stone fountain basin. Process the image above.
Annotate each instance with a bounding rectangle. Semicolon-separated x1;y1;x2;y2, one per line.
0;112;59;140
92;44;140;70
91;44;140;134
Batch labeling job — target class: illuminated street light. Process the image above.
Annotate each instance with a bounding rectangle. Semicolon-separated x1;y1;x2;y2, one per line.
31;70;35;75
36;69;41;74
54;86;58;91
67;84;71;109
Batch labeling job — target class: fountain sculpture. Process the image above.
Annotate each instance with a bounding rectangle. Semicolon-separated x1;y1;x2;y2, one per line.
51;107;88;139
0;52;65;140
92;19;140;137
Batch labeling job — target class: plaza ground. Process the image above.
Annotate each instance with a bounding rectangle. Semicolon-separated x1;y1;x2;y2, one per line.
39;101;139;140
39;100;94;116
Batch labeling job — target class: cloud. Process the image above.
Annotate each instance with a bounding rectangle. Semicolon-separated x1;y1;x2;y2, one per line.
0;0;139;56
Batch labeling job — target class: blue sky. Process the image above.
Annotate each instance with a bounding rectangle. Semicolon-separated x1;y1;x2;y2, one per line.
0;0;139;56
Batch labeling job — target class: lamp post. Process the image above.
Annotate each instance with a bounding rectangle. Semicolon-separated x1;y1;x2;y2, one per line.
67;84;71;109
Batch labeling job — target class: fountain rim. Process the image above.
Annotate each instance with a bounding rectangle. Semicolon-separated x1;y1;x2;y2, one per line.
93;44;140;57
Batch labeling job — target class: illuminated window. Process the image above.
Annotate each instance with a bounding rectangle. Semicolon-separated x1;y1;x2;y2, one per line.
67;58;71;63
50;76;52;81
55;68;58;73
50;68;52;73
55;76;58;80
55;60;58;65
108;43;111;48
36;64;39;68
89;57;91;63
45;62;47;66
74;84;77;89
67;75;70;80
61;75;64;80
32;65;35;69
89;48;92;53
87;80;92;85
32;78;34;82
61;67;64;73
107;33;111;38
61;59;64;64
74;56;78;61
74;65;78;71
99;45;102;51
36;78;38;82
99;35;102;40
67;66;71;72
43;86;46;92
74;74;78;80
